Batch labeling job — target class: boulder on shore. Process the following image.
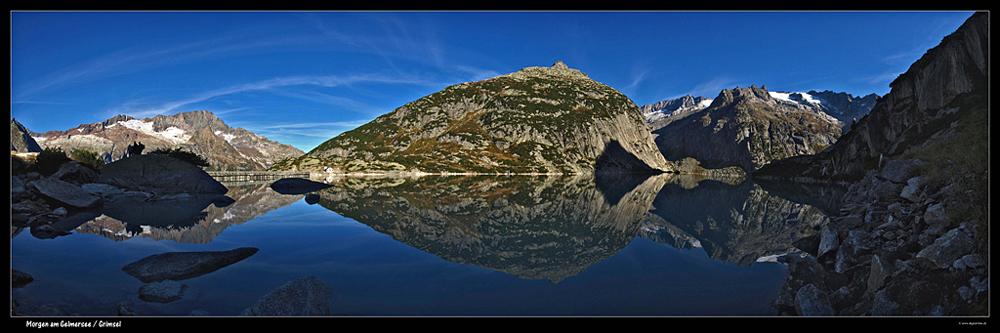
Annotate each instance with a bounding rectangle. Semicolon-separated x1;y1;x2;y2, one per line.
31;177;102;209
98;155;228;195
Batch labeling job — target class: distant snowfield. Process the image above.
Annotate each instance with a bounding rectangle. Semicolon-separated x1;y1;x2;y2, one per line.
117;119;190;144
769;91;823;105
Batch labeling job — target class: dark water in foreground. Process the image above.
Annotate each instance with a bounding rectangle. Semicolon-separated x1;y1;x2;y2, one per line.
10;174;845;317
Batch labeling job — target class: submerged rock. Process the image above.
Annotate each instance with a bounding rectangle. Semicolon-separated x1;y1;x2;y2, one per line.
122;247;259;283
241;275;331;316
11;269;34;288
138;280;187;303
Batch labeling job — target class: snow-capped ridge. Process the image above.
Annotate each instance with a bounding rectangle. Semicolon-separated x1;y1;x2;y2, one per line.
117;119;190;144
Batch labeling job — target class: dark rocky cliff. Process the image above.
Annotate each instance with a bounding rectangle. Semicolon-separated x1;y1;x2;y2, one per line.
756;12;989;316
754;12;988;183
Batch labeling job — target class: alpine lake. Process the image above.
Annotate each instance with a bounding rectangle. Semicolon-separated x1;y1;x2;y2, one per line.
11;172;848;317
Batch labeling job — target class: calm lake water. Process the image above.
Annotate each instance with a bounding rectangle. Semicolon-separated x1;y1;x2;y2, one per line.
10;173;845;317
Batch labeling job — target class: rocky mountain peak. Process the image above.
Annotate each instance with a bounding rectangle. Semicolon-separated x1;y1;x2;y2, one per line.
275;62;672;175
11;118;43;152
709;85;774;108
505;61;590;80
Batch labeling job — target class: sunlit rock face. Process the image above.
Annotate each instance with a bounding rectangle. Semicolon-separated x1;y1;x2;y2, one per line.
271;62;673;175
30;110;303;171
310;173;667;283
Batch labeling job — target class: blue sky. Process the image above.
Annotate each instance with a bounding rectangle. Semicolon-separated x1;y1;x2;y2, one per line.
11;10;976;152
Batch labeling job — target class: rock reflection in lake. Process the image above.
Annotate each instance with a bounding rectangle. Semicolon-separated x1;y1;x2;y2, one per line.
311;173;666;283
71;183;304;243
644;175;832;266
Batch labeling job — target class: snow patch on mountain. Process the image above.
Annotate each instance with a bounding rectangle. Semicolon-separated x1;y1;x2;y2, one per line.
118;119;190;144
769;91;822;105
214;130;236;144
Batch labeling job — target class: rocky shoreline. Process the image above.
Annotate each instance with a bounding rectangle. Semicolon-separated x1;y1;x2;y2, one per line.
11;154;334;316
772;159;988;316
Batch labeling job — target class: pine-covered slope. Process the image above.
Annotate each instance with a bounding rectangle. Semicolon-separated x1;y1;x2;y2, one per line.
271;62;674;175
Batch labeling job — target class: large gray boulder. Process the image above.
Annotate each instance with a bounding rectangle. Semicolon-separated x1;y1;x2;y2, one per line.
241;276;331;316
50;162;99;185
121;247;259;283
98;155;227;194
31;177;102;209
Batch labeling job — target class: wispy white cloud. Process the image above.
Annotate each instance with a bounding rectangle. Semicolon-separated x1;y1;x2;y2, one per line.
856;71;902;86
100;73;433;119
685;76;742;99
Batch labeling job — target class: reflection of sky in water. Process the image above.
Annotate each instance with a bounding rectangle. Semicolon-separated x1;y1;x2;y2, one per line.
11;178;800;316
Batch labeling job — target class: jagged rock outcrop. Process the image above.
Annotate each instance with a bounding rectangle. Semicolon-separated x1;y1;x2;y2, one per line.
801;90;879;134
773;159;988;316
653;85;844;173
271;62;673;175
764;12;989;317
11;118;43;152
754;12;989;183
30;110;303;171
640;95;714;131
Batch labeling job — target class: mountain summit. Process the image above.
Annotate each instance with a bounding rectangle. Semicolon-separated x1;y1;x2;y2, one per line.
271;62;674;174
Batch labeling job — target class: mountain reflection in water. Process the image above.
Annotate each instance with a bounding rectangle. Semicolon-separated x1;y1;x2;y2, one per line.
11;174;848;316
65;182;303;243
309;173;832;281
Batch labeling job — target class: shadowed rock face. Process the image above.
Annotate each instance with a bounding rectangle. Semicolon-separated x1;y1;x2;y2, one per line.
272;62;673;175
98;155;228;194
11;118;43;152
754;12;988;183
121;247;259;283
